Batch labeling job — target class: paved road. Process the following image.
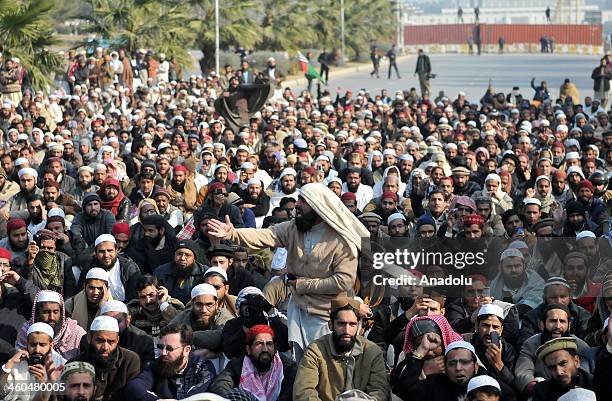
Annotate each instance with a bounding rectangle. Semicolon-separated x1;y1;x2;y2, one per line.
317;53;600;104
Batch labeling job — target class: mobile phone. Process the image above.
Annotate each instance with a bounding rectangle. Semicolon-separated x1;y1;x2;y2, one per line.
482;287;490;297
490;332;500;347
28;354;45;366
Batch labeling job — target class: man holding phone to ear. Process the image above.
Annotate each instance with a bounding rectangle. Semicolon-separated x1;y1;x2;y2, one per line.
470;304;516;387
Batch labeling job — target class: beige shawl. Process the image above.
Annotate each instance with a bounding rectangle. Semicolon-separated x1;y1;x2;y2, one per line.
300;183;370;257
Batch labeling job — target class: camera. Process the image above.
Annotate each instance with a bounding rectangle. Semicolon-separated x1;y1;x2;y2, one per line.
242;294;272;328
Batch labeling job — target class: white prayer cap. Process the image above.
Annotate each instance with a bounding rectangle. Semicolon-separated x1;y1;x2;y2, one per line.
18;167;38;179
382;149;396;157
566;166;585;179
478;304;505;320
100;300;128;315
329;177;343;186
557;388;596;401
95;234;116;247
90;316;119;332
316;155;331;163
36;290;61;304
508;240;528;250
535;175;550;185
500;248;524;262
157;143;171;152
556;124;568;133
279;168;297;179
240;162;255;170
27;322;54;339
485;173;501;184
387;213;406;225
444;340;476;356
85;267;109;283
247;178;261;187
15;157;29;166
523;198;541;207
191;283;218;299
565;151;580;160
47;208;66;219
399;154;414;162
576;231;596;240
467;376;501;395
204;266;228;282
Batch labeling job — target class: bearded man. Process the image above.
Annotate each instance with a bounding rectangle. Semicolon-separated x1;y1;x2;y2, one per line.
124;323;216;400
209;324;297;401
69;316;140;400
208;183;369;361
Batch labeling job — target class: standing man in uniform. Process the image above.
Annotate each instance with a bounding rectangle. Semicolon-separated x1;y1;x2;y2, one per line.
370;46;381;78
386;44;401;79
415;49;432;97
318;49;330;84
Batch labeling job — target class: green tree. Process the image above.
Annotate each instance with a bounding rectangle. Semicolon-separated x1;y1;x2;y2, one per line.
82;0;196;67
258;0;318;52
310;0;394;61
0;0;61;92
187;0;262;72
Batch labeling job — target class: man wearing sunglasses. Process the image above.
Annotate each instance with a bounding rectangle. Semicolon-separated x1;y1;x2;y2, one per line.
199;182;244;228
125;322;216;400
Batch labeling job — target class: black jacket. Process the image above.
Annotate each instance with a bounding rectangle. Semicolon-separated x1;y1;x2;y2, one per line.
471;333;516;386
533;368;592;401
127;232;176;275
125;353;216;401
368;301;404;365
153;261;206;305
226;265;256;296
79;255;142;302
594;345;612;401
0;278;38;345
518;302;591;348
392;355;516;401
69;346;141;401
209;353;297;401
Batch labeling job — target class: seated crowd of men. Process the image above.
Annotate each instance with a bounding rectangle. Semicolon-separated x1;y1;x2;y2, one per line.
0;60;611;401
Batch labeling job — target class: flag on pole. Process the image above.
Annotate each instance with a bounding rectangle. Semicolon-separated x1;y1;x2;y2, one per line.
298;52;325;84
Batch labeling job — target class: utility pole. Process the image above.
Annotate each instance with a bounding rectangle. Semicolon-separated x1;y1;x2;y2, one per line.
215;0;220;74
340;0;345;65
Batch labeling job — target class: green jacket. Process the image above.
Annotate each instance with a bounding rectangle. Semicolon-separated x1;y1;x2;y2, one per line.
293;333;390;401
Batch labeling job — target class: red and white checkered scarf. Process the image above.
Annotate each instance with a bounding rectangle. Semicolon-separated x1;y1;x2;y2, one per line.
402;315;462;354
239;352;284;401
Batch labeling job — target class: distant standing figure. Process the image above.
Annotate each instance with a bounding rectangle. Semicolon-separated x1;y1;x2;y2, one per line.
591;57;612;109
386;44;401;79
458;7;464;23
370;46;381;78
467;36;474;55
318;49;330;83
474;7;480;22
498;37;505;54
545;6;551;23
414;49;432;96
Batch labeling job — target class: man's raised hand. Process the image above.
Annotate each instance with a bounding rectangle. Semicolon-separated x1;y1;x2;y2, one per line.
207;215;233;239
